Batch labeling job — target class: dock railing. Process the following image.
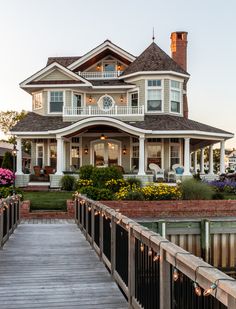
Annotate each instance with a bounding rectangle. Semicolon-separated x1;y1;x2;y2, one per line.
0;195;21;247
75;195;236;309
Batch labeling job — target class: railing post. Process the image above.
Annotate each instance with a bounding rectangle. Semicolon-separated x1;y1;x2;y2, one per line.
128;226;135;308
110;217;116;275
201;219;211;263
85;203;88;239
91;206;95;247
81;201;85;230
89;106;91;115
228;295;236;309
99;212;103;259
0;211;3;247
158;220;167;238
160;248;171;309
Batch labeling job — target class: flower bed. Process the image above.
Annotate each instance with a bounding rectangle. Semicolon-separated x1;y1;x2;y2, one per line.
0;168;15;186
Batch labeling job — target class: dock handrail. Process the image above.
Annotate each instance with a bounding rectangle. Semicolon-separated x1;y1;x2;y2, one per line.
0;195;21;247
75;194;236;309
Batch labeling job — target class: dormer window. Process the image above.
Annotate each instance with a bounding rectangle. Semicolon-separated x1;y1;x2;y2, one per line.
170;80;181;113
147;79;162;112
49;91;64;113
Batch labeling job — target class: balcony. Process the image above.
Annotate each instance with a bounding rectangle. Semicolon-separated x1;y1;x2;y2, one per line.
77;71;123;79
63;105;144;121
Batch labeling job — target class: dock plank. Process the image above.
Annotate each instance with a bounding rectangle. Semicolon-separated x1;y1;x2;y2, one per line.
0;220;127;309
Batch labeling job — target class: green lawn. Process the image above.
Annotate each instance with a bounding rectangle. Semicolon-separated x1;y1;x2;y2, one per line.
224;194;236;200
23;191;73;211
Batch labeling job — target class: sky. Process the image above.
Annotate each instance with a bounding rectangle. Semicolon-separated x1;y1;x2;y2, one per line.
0;0;235;148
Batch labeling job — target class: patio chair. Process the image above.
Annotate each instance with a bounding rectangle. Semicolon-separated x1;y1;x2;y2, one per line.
149;163;165;181
33;165;41;177
167;164;184;182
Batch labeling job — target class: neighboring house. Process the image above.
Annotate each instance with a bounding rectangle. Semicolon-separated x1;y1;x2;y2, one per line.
11;32;234;187
227;150;236;171
0;142;30;172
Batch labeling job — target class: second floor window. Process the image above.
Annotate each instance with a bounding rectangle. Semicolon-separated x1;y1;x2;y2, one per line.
147;80;162;112
33;92;42;110
50;91;63;113
131;92;138;107
170;80;181;113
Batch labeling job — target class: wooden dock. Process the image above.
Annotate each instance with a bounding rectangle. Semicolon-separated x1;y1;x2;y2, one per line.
0;220;127;309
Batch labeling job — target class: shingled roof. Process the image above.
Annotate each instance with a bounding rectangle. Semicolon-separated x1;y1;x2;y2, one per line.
122;42;189;76
47;57;81;67
128;115;231;134
11;112;231;136
11;112;73;132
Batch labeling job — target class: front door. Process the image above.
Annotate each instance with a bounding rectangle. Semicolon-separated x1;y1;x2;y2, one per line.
93;140;120;167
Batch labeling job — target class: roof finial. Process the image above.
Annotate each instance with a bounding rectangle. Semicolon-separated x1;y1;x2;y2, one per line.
152;27;155;42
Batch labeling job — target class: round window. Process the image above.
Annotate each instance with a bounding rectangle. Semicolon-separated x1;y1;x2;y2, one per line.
98;95;114;111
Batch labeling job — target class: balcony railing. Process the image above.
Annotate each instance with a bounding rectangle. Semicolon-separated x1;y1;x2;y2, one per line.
77;71;123;79
63;105;144;117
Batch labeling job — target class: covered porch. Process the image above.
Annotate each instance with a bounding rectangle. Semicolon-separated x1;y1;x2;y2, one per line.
13;116;230;188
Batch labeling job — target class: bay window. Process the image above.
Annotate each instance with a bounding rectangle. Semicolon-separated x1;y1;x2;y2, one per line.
147;80;162;112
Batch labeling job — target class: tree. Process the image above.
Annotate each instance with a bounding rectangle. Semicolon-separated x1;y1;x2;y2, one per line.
1;151;13;170
0;110;26;135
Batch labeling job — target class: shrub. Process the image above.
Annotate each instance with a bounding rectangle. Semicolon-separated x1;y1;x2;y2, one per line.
91;166;123;188
105;178;129;193
181;179;213;200
125;190;144;201
1;151;13;170
60;175;76;191
78;187;114;201
208;180;236;194
0;168;15;186
79;165;94;180
126;177;142;188
75;179;93;190
212;192;224;200
141;184;182;200
0;186;24;199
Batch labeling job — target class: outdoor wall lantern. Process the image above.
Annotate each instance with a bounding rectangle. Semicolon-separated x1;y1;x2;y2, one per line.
120;95;124;103
88;95;92;103
100;134;106;140
84;145;88;155
122;145;127;155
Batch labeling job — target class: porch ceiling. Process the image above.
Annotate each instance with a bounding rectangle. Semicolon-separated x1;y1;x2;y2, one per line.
190;138;219;151
63;124;131;138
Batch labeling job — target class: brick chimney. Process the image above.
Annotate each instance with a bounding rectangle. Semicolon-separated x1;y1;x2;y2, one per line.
170;31;188;71
171;31;189;118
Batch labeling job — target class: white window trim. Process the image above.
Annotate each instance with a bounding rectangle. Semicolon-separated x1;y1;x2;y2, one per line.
48;142;57;167
97;94;115;111
169;139;182;169
145;79;164;113
32;91;43;110
90;139;121;166
36;143;44;167
71;91;85;108
169;80;183;115
130;137;139;170
145;138;164;170
47;90;65;114
70;137;82;168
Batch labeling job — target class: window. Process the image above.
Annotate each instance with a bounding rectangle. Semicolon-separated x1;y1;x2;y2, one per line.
98;95;114;111
50;91;63;113
147;144;162;167
170;80;181;113
49;144;57;169
131;92;138;107
147;80;162;112
131;138;139;169
36;144;44;168
71;145;80;169
170;138;180;168
33;92;42;110
73;94;82;109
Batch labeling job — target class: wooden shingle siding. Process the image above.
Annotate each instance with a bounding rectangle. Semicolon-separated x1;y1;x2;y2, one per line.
38;69;74;81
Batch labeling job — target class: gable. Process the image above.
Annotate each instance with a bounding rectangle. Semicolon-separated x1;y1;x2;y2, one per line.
36;69;75;81
68;40;136;71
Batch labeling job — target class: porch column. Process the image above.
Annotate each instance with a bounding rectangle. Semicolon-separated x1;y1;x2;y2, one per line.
56;137;64;175
209;145;214;175
200;148;205;174
194;151;198;173
138;136;145;175
220;140;225;174
183;138;191;175
16;137;23;175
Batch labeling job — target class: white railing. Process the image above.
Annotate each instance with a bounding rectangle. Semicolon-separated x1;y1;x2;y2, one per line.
63;105;144;117
77;71;123;79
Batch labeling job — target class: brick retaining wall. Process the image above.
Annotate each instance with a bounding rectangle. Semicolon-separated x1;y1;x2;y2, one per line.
21;199;236;219
102;200;236;218
20;200;75;219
